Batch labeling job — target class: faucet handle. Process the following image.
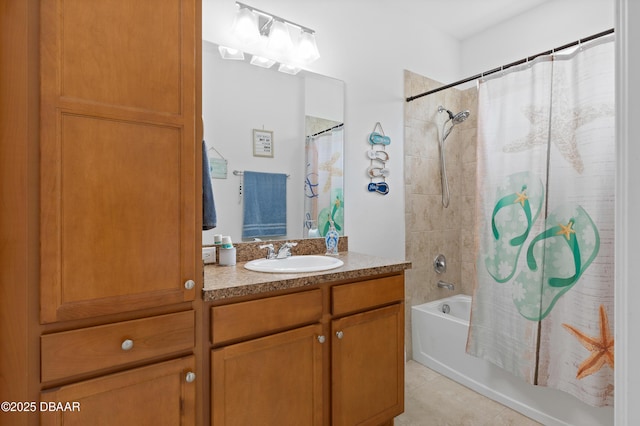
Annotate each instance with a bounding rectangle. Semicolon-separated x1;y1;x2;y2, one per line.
276;242;298;259
259;244;276;259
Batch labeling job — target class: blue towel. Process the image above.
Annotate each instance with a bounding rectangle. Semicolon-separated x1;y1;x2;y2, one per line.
242;171;287;239
202;140;217;230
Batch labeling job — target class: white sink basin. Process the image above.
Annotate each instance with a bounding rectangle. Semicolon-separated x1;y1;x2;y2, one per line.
244;255;344;273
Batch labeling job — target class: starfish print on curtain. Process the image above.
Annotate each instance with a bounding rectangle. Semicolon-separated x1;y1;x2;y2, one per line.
562;304;614;379
318;151;343;194
503;101;614;174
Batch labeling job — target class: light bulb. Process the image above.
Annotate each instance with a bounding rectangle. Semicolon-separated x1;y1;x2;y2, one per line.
231;7;259;44
267;20;293;54
297;31;320;63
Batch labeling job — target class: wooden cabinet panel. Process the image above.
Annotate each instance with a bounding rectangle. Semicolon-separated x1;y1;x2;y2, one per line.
211;324;324;426
40;356;196;425
41;311;194;383
59;115;182;302
332;274;404;316
40;0;198;323
331;304;404;426
211;289;322;345
57;0;183;114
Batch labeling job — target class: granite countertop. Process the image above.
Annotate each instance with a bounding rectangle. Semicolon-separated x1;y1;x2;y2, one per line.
203;251;411;302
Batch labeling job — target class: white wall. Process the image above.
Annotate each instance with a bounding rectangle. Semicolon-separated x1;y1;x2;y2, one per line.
461;0;614;77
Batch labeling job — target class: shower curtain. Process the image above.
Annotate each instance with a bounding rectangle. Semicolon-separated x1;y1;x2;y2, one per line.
468;35;615;407
304;127;344;237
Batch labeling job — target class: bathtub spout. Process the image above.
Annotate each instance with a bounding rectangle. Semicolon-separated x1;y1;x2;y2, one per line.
437;280;455;290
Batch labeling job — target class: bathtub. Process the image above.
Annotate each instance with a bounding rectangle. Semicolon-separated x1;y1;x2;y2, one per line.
411;294;613;426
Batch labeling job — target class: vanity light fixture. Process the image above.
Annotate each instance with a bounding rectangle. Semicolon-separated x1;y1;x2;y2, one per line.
220;2;321;74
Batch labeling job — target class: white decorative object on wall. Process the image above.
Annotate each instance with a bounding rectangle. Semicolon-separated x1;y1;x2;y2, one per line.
366;122;390;195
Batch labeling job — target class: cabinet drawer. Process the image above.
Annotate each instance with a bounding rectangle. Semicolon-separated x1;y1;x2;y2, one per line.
332;274;404;316
41;311;194;383
211;289;322;345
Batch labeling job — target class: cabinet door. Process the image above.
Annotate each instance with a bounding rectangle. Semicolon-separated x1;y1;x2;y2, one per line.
332;304;404;426
211;324;324;426
40;356;196;425
39;0;199;323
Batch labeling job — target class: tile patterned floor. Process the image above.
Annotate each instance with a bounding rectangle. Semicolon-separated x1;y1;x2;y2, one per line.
395;361;543;426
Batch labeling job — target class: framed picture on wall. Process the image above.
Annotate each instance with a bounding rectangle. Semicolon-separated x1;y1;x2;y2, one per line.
253;129;274;158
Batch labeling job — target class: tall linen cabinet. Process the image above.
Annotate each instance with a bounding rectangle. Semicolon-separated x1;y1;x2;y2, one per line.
0;0;203;424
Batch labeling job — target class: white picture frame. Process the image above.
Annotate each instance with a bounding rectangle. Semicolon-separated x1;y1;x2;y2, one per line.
253;129;274;158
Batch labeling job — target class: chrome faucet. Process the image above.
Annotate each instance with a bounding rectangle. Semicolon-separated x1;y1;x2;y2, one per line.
437;280;455;290
276;242;298;259
259;244;276;259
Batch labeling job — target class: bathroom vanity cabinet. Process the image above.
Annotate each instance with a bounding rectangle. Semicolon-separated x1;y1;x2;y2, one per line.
208;273;405;426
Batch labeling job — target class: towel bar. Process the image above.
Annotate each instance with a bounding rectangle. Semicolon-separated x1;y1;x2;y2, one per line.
233;170;290;178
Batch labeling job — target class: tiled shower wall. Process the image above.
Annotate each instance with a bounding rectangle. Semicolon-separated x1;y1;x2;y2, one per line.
403;70;478;358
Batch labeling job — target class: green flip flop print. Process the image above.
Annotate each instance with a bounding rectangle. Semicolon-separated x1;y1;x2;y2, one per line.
492;184;533;247
512;205;600;321
484;171;545;283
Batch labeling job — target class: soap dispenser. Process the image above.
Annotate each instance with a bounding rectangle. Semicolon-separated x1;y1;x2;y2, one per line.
325;220;339;256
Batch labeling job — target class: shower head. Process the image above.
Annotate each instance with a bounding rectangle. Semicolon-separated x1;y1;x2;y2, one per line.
452;110;470;125
438;106;470;126
439;106;471;142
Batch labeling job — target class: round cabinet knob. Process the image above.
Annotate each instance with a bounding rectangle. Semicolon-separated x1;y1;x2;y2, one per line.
185;371;196;383
317;335;326;344
121;339;134;351
184;280;195;290
336;331;344;339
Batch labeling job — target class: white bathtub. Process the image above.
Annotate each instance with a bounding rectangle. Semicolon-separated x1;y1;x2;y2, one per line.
411;294;613;426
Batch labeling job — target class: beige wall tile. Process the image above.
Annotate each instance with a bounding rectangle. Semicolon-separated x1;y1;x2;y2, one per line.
404;70;478;360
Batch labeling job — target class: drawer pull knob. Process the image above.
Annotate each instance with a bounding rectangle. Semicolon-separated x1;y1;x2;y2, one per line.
336;331;344;339
121;339;134;351
317;335;326;344
184;280;195;290
185;371;196;383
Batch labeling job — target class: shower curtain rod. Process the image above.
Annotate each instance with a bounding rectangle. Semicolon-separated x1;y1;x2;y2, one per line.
307;122;344;138
405;28;614;102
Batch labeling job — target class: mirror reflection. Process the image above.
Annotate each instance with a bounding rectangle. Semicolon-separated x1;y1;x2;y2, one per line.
202;41;344;244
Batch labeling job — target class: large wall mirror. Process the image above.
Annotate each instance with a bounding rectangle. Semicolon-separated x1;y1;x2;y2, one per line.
202;41;345;244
